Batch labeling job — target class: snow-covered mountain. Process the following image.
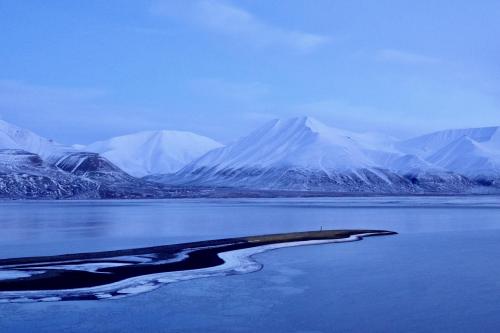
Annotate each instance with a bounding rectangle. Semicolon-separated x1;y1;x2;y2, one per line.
398;126;500;181
0;120;200;199
168;117;413;172
149;117;472;193
2;116;500;197
52;151;188;199
0;148;197;199
0;119;72;160
82;130;223;177
183;117;375;171
396;126;499;158
0;149;99;199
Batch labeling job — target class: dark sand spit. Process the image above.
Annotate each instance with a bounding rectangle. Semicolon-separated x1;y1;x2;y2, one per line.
0;229;396;302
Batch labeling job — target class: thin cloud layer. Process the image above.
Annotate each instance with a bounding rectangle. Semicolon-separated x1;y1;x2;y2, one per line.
377;49;440;65
189;78;270;102
0;80;162;143
151;0;330;52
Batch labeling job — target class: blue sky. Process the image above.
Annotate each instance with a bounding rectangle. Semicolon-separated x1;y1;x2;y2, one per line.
1;0;499;144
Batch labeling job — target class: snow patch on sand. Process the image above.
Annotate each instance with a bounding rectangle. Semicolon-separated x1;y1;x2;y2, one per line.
0;270;34;280
0;233;383;303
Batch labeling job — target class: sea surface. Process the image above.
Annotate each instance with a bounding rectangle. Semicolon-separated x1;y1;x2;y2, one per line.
1;196;500;332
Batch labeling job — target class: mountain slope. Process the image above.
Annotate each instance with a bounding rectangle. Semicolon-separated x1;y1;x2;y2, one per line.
0;120;195;199
83;130;223;177
2;117;499;197
149;117;471;193
397;126;500;182
427;136;500;180
0;149;99;199
53;152;187;199
0;119;72;160
396;126;499;158
181;117;373;171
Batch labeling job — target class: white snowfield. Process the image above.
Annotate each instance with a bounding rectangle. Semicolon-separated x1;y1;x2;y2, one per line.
164;116;500;190
0;119;223;177
179;116;428;172
0;120;72;160
83;130;223;177
1;116;500;192
398;126;500;177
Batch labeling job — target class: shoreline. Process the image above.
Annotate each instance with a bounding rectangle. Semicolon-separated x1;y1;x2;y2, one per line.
0;192;499;203
0;230;396;302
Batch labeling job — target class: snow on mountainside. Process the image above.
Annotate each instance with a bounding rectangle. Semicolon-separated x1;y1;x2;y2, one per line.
53;152;182;199
427;135;500;179
182;117;374;171
396;126;499;158
397;126;500;181
83;130;223;177
0;149;99;199
175;116;418;172
0;119;72;159
0;120;199;199
0;147;199;199
149;117;472;193
2;116;500;196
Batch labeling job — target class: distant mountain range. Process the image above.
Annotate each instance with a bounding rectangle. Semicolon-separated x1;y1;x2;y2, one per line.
148;117;483;193
0;120;214;199
82;130;222;177
1;117;499;199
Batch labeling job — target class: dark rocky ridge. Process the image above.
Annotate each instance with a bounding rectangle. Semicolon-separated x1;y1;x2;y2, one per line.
0;149;196;199
0;149;99;199
0;148;498;199
146;165;486;195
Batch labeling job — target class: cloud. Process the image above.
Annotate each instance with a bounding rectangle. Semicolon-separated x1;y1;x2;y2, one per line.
242;111;278;122
0;80;106;110
290;89;500;139
127;26;174;36
189;78;270;102
376;49;440;65
0;80;162;143
151;0;329;52
289;99;424;138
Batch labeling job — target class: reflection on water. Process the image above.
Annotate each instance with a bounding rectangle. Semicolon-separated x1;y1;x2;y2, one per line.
1;197;500;332
1;196;500;258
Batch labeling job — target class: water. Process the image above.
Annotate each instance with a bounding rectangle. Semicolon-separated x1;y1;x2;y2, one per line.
1;197;500;332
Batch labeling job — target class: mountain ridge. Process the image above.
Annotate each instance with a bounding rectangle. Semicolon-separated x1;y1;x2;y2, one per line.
1;116;500;198
82;129;223;177
148;116;493;193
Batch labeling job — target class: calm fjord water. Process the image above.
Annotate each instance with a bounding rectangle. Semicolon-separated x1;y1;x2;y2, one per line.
1;197;500;332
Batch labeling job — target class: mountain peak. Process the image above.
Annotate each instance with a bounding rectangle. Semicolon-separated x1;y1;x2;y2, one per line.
397;126;500;158
84;129;223;177
426;134;500;177
270;116;324;131
0;119;70;158
176;115;381;174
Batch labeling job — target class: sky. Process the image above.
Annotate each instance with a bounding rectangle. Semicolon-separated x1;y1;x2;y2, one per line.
0;0;499;144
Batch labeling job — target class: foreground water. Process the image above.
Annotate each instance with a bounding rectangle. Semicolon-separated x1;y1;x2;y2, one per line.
1;197;500;332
